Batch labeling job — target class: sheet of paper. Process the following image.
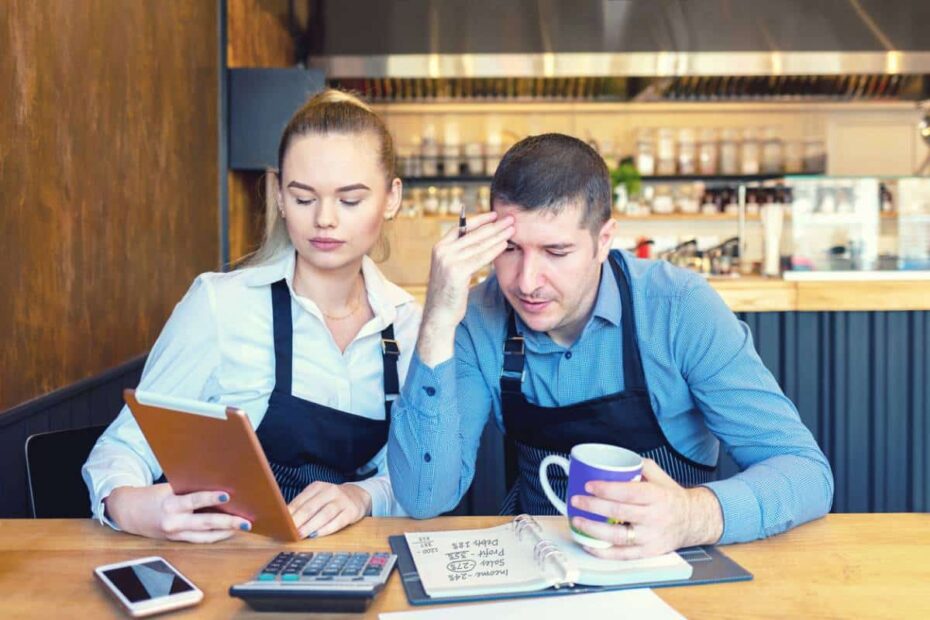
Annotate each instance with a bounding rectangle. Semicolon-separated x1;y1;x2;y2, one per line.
380;588;686;620
404;523;547;597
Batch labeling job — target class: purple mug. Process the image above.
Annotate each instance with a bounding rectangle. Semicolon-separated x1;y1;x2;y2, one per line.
539;443;643;548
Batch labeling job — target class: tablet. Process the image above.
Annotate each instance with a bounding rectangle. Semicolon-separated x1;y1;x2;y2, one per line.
124;389;301;542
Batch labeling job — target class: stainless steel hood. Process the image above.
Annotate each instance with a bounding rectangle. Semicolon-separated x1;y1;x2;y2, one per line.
304;0;930;78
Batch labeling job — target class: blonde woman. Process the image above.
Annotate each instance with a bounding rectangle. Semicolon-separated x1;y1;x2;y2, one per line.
83;90;418;542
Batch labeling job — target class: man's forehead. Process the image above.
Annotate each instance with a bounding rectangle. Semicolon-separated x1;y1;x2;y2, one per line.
494;200;588;245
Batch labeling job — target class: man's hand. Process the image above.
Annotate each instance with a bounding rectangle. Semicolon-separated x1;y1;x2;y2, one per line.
417;211;514;367
105;483;251;543
569;458;723;559
288;482;372;539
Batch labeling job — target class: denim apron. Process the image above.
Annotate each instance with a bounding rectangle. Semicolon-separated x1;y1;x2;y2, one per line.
499;252;717;515
254;279;400;502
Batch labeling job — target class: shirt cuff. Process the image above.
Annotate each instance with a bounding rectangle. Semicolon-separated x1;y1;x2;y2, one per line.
399;352;456;420
346;476;390;517
702;476;763;545
92;473;148;531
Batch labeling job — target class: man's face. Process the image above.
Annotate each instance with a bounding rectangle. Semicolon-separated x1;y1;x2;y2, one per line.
492;200;615;346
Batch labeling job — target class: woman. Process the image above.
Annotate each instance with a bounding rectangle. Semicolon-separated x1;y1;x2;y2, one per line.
82;90;418;543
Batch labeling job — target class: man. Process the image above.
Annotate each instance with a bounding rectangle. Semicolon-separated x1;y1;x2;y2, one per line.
389;133;833;559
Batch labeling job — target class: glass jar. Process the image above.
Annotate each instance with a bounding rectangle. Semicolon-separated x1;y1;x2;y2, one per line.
656;128;676;175
420;138;439;177
719;128;740;175
740;127;760;175
463;142;484;176
677;128;697;175
652;184;675;214
803;138;826;173
422;185;440;215
477;186;491;212
784;140;803;173
635;128;656;176
442;143;461;177
760;127;784;174
698;128;718;175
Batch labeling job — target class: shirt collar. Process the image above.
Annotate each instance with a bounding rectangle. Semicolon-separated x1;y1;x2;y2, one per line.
242;247;414;327
514;260;622;348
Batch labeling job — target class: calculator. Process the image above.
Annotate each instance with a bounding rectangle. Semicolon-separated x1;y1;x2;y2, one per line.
229;551;397;613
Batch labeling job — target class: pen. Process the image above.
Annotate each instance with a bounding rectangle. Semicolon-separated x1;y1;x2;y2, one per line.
458;205;467;238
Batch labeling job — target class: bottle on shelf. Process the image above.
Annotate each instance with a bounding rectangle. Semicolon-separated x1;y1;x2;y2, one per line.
740;127;760;175
677;128;697;175
698;128;719;175
719;128;740;175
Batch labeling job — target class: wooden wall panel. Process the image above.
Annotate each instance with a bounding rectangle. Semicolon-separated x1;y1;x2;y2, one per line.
0;1;219;411
228;170;268;264
226;0;295;265
227;0;294;68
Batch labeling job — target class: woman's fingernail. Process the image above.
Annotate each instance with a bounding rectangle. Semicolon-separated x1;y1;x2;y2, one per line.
585;483;593;494
571;496;580;507
308;531;318;539
219;493;229;503
240;522;251;531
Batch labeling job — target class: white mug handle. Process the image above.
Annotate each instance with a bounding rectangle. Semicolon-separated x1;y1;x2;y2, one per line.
538;455;570;516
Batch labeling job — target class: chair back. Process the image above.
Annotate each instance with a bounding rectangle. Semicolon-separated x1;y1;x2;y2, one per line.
25;425;107;518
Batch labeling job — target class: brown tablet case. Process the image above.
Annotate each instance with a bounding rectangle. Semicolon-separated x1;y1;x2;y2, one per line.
124;389;301;541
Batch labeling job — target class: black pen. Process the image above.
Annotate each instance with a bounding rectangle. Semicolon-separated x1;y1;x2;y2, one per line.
458;204;467;238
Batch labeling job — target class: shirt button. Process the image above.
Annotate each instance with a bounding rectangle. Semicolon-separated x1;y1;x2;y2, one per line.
564;351;572;359
423;386;436;396
424;453;432;463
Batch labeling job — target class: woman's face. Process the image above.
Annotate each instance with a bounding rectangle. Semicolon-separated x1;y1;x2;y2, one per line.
278;131;400;273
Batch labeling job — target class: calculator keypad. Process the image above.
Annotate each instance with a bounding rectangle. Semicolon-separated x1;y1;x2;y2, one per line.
256;551;393;584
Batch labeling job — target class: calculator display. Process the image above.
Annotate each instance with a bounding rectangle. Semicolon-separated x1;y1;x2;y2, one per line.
102;559;195;603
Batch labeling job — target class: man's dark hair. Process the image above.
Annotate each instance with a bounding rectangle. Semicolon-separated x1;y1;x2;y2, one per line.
490;133;611;234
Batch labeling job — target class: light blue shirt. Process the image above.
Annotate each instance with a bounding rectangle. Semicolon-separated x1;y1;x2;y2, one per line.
388;250;834;544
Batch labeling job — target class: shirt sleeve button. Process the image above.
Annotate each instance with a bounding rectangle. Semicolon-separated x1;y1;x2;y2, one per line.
424;453;432;462
423;386;436;396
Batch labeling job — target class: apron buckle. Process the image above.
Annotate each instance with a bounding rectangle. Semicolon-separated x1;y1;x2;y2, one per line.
381;338;400;356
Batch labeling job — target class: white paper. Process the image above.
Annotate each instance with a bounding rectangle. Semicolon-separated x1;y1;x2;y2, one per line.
380;588;686;620
404;524;551;598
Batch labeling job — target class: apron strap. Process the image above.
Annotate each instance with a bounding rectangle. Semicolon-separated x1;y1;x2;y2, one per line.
500;312;525;395
609;252;648;392
381;324;400;419
270;279;293;395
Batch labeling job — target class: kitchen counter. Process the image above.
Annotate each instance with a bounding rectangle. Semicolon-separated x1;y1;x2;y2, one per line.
399;277;930;312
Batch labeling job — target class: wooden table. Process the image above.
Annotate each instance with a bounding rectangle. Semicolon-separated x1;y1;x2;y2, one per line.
1;514;928;619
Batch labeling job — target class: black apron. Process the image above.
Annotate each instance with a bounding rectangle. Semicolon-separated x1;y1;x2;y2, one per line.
254;279;400;503
500;252;717;515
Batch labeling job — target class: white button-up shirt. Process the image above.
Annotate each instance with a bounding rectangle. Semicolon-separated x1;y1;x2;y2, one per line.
82;249;421;525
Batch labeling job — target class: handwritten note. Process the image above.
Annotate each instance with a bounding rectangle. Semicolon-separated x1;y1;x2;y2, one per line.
405;524;552;598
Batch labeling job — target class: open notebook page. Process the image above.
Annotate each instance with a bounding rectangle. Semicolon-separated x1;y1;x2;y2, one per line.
404;524;562;598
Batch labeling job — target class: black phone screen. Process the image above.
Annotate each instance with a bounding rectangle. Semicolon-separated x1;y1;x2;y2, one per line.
102;560;195;603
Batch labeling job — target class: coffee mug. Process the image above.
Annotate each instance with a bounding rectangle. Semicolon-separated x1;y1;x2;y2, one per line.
539;443;643;548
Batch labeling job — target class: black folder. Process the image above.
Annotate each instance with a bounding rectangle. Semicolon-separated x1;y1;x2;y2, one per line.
389;535;753;606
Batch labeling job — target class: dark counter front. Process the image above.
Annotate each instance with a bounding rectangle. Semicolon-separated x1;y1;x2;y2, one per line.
2;308;927;518
466;304;930;517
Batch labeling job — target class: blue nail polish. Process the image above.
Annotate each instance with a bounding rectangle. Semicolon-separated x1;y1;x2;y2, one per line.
219;493;229;503
240;522;250;531
308;531;318;539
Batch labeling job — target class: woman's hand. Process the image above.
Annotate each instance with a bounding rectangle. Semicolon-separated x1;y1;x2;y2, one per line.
104;483;251;543
288;482;372;538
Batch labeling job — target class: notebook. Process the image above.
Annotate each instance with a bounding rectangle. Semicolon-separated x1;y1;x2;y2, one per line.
390;515;752;606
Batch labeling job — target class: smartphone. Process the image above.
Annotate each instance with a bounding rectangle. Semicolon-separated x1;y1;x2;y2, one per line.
94;556;204;617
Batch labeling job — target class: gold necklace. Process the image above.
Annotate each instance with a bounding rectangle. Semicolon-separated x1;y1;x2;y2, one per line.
320;283;365;321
